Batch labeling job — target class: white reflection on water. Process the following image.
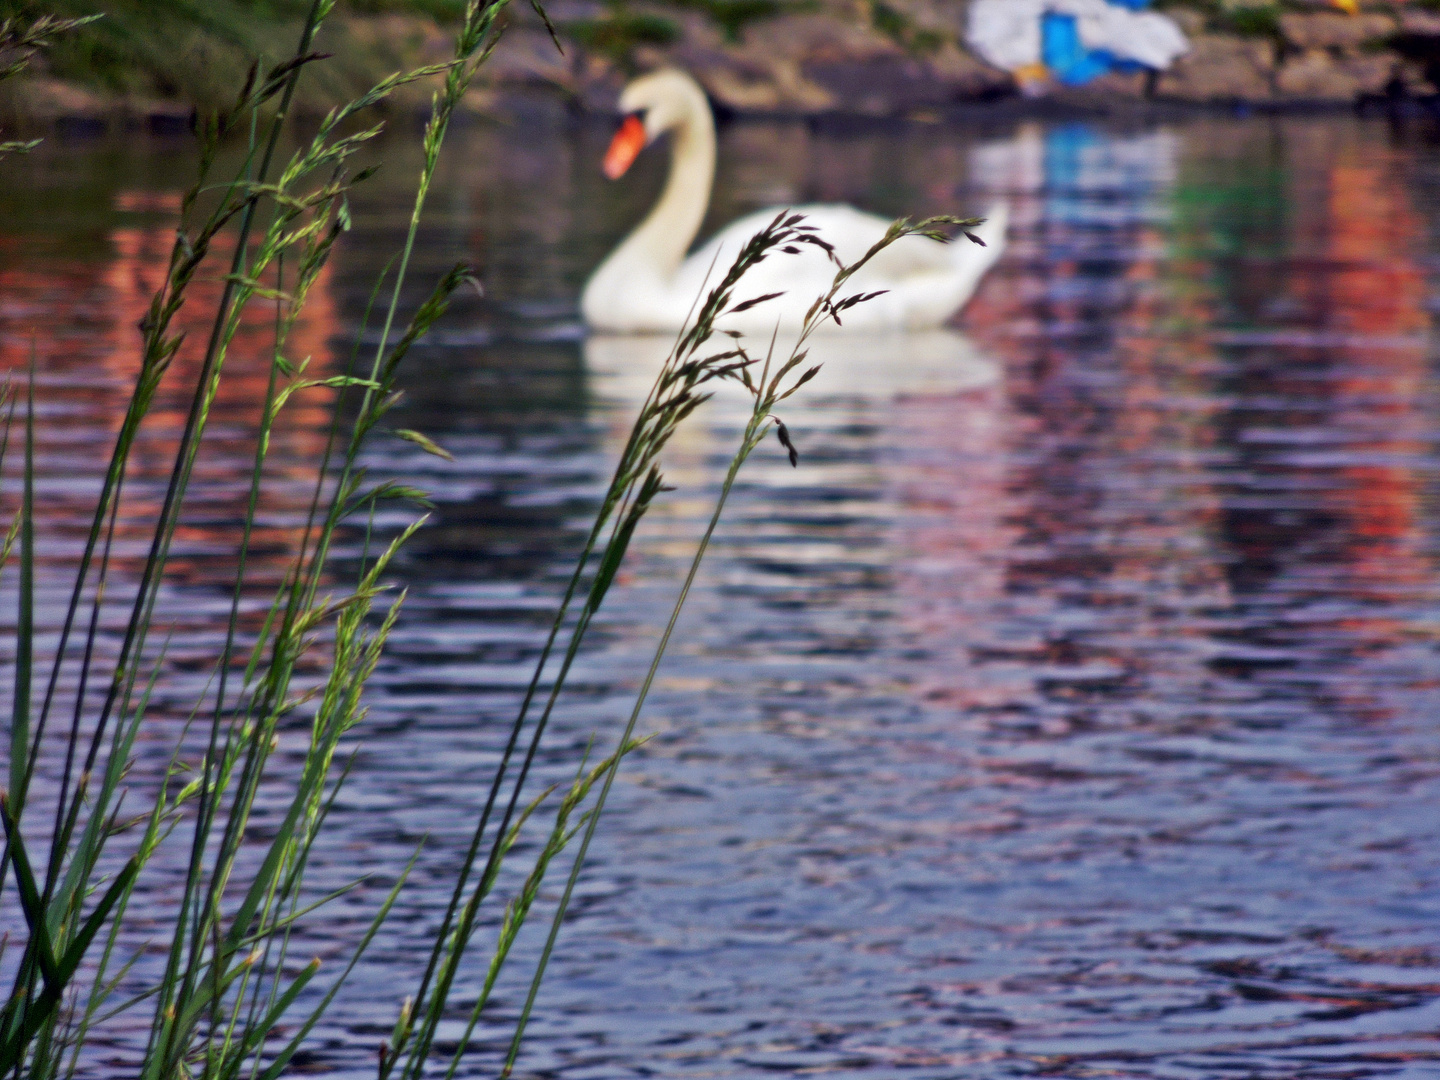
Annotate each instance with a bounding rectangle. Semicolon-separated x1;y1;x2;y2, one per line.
583;329;1001;405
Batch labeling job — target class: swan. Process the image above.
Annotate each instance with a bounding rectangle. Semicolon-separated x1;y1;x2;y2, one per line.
581;68;1008;335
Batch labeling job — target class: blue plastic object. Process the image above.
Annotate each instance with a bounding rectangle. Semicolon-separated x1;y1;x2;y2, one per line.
1041;11;1148;86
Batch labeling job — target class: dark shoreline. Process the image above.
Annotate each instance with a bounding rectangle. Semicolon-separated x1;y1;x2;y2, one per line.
8;79;1437;146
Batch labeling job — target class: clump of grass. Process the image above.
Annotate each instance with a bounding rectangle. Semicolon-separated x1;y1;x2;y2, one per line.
0;0;318;109
0;0;473;113
378;207;985;1079
0;1;493;1072
0;0;985;1074
0;13;96;82
0;13;97;155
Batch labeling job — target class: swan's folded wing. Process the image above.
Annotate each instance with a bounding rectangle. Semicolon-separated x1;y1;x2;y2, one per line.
676;208;847;309
788;208;982;289
673;203;1001;333
852;233;957;282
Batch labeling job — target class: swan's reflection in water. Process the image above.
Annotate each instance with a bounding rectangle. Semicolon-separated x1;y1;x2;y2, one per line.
580;325;1011;707
581;331;1006;603
583;328;1001;405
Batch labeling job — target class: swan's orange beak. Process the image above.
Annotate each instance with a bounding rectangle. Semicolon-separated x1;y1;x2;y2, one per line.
603;114;646;180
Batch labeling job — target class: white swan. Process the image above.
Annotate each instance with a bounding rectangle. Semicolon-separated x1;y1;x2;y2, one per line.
581;69;1008;335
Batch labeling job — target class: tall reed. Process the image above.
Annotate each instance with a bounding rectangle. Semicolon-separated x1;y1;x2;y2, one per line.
2;2;481;1072
0;3;983;1075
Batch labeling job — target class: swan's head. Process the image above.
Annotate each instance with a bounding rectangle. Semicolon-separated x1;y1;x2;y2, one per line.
603;68;710;180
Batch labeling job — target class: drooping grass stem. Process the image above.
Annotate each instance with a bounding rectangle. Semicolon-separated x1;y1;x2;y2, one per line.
0;8;986;1069
495;212;985;1075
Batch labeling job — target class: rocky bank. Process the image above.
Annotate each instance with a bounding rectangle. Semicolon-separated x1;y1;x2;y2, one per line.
566;1;1440;115
6;2;1440;129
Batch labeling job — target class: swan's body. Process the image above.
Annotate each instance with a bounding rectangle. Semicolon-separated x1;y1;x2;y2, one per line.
582;70;1008;335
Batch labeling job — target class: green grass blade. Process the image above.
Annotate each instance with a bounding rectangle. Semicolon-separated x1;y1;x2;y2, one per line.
54;856;139;983
500;460;742;1074
253;850;420;1080
0;797;60;993
229;958;319;1066
494;208;911;1073
8;363;34;810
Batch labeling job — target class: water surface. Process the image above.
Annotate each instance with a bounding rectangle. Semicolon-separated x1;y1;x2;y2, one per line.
2;105;1440;1078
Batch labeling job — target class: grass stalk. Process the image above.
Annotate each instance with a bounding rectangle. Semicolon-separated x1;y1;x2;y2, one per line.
496;212;982;1074
7;361;33;812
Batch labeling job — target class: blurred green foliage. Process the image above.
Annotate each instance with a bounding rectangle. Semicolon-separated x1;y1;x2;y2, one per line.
1154;0;1321;41
868;0;945;55
561;8;679;67
561;0;809;70
1215;4;1282;39
2;1;304;105
0;0;471;107
678;0;805;43
1;0;814;102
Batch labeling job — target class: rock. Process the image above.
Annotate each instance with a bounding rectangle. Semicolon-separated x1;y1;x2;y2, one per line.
1155;33;1274;102
1273;48;1339;98
0;75;202;134
1397;57;1436;96
1274;45;1393;100
569;5;1009;117
681;49;838;112
802;25;1008;112
804;54;950;113
1399;9;1440;37
134;97;193;134
7;3;1429;125
1389;9;1440;96
1048;67;1150;105
1168;8;1207;37
4;76;112;123
1339;49;1397;97
1278;12;1396;50
895;0;967;33
926;39;1005;91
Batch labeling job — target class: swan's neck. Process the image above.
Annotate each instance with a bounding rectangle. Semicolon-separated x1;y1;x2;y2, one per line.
609;110;715;284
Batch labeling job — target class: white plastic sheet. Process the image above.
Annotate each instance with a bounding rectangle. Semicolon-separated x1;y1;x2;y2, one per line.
967;0;1189;74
